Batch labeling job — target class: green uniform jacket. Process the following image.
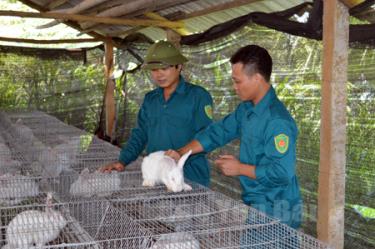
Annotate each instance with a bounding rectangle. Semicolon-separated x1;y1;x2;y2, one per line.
196;87;302;228
119;76;213;186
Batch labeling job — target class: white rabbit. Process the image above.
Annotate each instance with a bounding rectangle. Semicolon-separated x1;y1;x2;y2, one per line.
3;193;67;249
150;232;200;249
141;150;192;192
69;168;121;197
0;173;40;205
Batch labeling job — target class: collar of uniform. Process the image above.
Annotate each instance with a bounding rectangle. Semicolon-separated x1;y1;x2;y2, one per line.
156;75;187;95
251;86;276;116
175;76;187;94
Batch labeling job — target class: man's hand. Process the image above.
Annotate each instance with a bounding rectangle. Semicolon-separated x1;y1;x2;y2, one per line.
215;155;243;176
215;155;256;178
99;162;125;173
164;149;181;161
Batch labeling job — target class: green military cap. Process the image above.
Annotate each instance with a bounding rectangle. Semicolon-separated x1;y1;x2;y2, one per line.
143;40;188;70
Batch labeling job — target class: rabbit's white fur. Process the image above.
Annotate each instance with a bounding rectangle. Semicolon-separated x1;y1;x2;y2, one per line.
0;173;39;205
141;150;192;192
151;232;200;249
69;168;121;197
3;194;66;248
4;210;66;248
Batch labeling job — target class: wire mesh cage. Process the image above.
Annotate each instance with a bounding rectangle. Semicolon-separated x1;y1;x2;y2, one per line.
0;111;332;249
105;192;332;248
0;195;332;249
0;196;99;248
0;198;153;249
0;168;209;208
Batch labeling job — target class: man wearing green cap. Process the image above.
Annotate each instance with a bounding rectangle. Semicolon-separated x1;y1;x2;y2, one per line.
166;45;302;230
100;41;213;187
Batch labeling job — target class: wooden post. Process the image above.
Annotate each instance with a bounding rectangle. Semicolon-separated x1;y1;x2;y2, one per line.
317;1;349;249
104;38;115;139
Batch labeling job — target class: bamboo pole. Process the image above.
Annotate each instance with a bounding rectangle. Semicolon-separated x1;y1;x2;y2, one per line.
0;10;184;29
39;0;110;29
80;0;188;29
112;0;261;38
0;36;100;44
144;12;189;36
317;1;349;248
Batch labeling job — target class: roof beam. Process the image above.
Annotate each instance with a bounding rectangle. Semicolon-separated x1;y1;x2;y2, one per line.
17;0;107;42
0;10;184;29
80;0;192;30
144;12;190;36
40;0;110;28
107;0;261;39
0;36;100;44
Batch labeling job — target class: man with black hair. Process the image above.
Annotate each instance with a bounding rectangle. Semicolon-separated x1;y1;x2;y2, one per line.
166;44;302;229
100;41;213;187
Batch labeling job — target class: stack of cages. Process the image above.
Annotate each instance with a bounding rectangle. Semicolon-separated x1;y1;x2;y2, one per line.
0;191;331;248
0;111;332;248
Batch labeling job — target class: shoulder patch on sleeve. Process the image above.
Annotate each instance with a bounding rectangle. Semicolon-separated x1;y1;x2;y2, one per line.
204;105;213;119
274;133;289;153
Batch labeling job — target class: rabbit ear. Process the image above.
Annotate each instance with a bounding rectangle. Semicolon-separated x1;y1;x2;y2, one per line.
177;150;192;169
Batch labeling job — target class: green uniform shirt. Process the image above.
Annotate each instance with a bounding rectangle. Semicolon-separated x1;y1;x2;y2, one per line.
119;76;213;186
196;86;302;228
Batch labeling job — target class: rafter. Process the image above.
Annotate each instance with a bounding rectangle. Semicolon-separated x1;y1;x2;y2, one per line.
0;10;184;29
144;12;190;36
80;0;193;30
17;0;107;42
40;0;110;29
97;0;262;39
0;36;100;44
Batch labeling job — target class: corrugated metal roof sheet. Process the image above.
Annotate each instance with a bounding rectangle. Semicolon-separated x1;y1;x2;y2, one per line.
16;0;307;42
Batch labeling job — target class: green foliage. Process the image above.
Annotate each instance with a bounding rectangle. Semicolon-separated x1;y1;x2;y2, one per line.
0;53;105;132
